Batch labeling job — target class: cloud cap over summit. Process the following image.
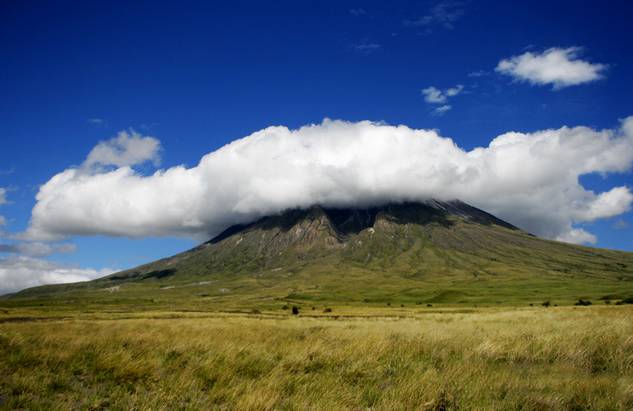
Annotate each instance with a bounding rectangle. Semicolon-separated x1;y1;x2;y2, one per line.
25;118;633;245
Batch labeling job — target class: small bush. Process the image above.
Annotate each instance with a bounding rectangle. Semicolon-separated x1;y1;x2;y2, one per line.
250;308;261;314
386;302;391;306
542;301;551;307
291;306;299;315
619;297;633;305
426;304;433;307
599;294;622;301
323;307;332;313
282;304;289;310
400;304;404;307
574;299;592;306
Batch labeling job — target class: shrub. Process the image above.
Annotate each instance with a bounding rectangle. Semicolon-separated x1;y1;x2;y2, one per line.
574;299;592;306
426;304;433;307
282;304;289;310
542;301;551;307
323;307;332;313
400;304;404;307
291;306;299;315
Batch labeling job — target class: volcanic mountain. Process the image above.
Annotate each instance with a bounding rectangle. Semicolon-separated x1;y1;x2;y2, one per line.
11;200;633;306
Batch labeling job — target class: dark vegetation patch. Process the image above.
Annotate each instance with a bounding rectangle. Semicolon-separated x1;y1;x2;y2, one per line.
427;290;469;303
142;269;177;280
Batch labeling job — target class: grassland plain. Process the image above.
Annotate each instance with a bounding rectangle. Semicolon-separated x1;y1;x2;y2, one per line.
1;305;633;410
4;202;633;409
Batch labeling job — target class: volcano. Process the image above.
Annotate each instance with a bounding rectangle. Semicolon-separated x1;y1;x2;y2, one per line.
12;200;633;306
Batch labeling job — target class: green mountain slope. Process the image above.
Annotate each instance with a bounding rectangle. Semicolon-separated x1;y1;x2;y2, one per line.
8;201;633;308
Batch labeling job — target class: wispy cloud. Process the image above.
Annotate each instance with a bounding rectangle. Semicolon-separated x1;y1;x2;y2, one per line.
496;47;607;90
351;41;382;55
87;118;107;127
0;167;15;176
432;105;452;116
467;70;488;78
613;219;630;230
349;8;367;16
404;1;467;31
0;242;76;257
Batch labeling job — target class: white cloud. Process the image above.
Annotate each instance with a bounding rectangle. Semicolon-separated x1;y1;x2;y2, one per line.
422;85;463;103
0;188;6;231
422;86;446;103
496;47;607;89
575;187;633;221
0;255;113;295
84;130;161;168
0;242;76;257
422;85;463;115
445;85;463;97
23;117;633;246
556;228;597;245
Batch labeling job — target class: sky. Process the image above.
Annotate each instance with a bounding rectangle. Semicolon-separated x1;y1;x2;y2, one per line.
1;0;633;293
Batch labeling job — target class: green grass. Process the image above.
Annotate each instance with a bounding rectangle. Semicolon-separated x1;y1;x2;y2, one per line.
1;305;633;410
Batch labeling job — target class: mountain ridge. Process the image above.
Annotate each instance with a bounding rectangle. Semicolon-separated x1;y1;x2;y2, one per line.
8;199;633;306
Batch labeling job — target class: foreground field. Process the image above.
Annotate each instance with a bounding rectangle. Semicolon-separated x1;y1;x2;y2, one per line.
1;306;633;410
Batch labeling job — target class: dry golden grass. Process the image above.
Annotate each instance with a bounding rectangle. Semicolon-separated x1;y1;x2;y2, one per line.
1;306;633;410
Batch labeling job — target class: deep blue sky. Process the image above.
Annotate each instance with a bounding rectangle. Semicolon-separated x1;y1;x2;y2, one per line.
1;0;632;274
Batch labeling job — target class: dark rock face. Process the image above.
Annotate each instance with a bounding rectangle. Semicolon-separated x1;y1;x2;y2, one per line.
208;200;519;246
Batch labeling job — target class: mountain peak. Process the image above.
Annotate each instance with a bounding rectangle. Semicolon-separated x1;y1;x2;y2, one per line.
209;199;519;247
